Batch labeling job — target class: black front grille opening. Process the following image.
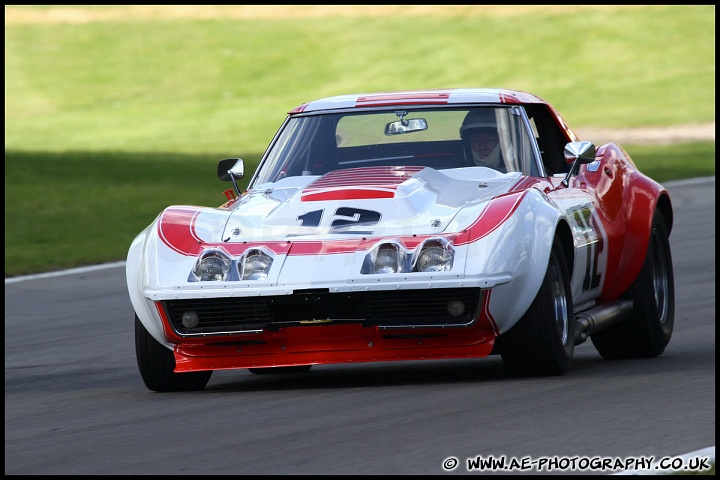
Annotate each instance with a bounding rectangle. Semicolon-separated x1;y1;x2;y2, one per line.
164;287;482;335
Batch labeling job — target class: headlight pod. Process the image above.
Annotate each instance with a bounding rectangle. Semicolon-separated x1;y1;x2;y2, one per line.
374;243;406;274
361;238;455;275
240;248;274;280
413;238;454;272
188;248;275;282
361;241;408;274
191;250;232;281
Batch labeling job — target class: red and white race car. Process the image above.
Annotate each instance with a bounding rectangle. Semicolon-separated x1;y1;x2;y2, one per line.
126;88;674;392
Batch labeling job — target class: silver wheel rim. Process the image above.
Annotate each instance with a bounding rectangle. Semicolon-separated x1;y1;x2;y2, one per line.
549;253;569;345
651;230;669;324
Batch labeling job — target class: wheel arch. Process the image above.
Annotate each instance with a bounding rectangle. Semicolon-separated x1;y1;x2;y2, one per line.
127;222;175;351
554;218;575;281
656;192;673;235
601;173;673;300
481;189;568;335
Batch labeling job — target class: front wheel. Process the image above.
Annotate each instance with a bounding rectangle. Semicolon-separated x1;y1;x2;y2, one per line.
498;236;574;376
591;209;674;359
135;315;212;392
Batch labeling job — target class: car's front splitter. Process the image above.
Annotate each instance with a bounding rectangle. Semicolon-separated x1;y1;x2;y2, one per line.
172;323;496;372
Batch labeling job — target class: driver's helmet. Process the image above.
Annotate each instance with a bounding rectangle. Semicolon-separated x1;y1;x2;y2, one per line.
460;109;505;170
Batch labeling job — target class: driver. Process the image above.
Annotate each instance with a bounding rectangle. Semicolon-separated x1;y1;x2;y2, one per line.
460;110;505;171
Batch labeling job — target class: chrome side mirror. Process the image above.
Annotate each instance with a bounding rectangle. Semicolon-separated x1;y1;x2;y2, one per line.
218;158;245;196
561;142;596;187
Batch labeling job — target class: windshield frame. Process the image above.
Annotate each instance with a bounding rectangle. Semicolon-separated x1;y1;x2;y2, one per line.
248;104;544;189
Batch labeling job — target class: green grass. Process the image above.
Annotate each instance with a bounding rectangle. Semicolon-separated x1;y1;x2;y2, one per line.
5;142;713;277
3;150;256;276
623;142;716;183
4;5;716;277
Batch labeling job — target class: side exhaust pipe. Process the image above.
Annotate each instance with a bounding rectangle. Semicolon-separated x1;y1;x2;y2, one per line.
574;299;634;345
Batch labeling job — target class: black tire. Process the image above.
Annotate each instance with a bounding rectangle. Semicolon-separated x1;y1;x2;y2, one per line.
248;365;313;375
499;236;574;376
135;315;212;392
591;209;674;359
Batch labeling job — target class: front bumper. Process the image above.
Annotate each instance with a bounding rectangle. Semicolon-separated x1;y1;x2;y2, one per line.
173;322;497;372
152;287;499;372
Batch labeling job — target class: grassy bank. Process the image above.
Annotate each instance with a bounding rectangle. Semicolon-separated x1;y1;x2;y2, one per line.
4;141;714;277
4;5;715;277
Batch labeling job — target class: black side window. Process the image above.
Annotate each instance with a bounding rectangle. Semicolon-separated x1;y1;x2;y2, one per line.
525;105;570;175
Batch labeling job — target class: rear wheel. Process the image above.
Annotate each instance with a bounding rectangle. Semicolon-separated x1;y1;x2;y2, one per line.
499;236;574;376
248;365;313;374
591;209;674;359
135;315;212;392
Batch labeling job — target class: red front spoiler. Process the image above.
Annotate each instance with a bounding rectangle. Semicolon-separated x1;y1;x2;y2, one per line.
172;323;496;372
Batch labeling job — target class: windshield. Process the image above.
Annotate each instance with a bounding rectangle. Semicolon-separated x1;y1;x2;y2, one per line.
251;106;540;187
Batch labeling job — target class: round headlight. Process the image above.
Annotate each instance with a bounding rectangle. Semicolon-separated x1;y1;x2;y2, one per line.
415;241;454;272
193;251;231;281
374;244;404;274
241;250;273;280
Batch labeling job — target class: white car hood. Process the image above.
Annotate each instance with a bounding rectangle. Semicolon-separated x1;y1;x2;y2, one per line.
222;166;521;242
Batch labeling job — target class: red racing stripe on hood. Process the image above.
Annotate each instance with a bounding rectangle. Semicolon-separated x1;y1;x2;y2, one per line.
301;166;425;202
455;190;528;245
157;207;293;257
157;207;204;256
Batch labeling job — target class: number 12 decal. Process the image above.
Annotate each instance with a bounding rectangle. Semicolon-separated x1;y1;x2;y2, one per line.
296;207;382;235
571;206;604;293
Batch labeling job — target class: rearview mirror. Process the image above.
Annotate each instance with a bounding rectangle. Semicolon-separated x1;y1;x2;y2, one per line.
385;118;428;136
